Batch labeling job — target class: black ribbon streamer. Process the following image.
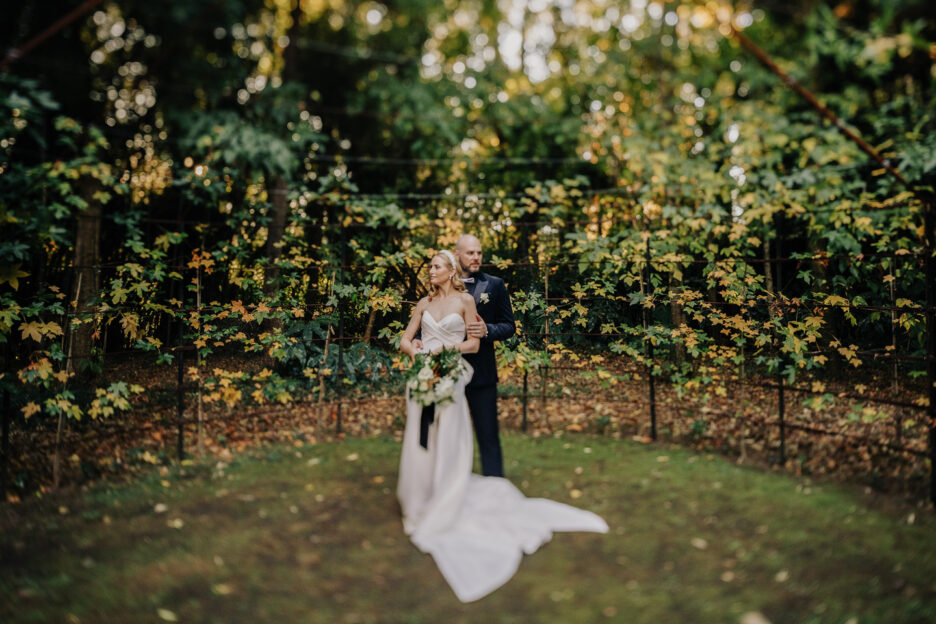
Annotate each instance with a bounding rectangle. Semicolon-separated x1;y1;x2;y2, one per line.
419;403;435;449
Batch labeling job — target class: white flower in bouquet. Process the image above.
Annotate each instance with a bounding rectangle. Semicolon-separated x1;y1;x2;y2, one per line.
435;376;455;402
405;347;467;408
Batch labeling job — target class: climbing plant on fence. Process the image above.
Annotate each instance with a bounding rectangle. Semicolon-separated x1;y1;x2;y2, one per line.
2;0;936;495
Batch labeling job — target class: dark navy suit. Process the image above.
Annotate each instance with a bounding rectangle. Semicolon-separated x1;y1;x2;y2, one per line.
462;271;515;477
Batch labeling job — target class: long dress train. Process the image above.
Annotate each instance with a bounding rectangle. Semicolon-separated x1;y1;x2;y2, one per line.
397;311;608;602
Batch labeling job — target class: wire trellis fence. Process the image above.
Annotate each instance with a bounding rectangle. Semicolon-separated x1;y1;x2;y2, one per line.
2;192;935;502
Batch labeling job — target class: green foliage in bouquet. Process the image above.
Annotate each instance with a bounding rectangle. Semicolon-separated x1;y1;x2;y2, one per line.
405;347;469;408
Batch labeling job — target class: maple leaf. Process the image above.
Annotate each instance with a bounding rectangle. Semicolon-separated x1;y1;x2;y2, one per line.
22;402;41;419
19;321;43;342
121;313;141;339
0;263;29;290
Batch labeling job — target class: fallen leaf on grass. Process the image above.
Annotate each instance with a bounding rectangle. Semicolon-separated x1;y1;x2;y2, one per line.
691;537;708;550
157;608;178;622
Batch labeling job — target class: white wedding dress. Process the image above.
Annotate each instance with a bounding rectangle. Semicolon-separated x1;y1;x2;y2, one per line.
397;311;608;602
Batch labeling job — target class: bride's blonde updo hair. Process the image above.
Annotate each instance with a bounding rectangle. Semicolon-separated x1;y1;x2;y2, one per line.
426;249;466;301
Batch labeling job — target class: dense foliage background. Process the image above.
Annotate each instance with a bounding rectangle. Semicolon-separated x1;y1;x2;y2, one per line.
2;0;936;491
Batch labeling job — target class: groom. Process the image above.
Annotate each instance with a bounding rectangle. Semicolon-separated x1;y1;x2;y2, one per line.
455;234;516;477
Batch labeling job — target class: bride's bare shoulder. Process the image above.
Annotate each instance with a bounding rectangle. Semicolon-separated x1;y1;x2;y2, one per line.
459;292;476;307
414;297;430;311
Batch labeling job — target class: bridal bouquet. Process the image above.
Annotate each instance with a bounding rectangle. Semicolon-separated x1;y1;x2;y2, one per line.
406;347;468;408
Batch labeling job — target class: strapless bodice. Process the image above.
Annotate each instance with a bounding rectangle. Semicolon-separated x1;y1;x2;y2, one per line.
420;311;466;352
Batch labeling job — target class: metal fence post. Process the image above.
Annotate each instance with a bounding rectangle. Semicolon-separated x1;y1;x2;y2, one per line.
336;224;346;436
541;257;549;411
778;365;786;465
644;232;657;440
775;216;786;466
175;206;186;461
176;303;185;461
924;190;936;504
522;370;528;432
1;385;9;499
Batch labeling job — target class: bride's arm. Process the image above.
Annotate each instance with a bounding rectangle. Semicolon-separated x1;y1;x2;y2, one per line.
400;298;427;358
458;294;481;354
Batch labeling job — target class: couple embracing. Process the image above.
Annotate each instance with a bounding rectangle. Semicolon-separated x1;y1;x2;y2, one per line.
396;234;608;603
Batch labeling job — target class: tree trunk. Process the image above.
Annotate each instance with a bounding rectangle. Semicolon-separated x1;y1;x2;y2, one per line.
55;188;101;489
363;307;377;344
70;189;101;369
763;235;775;296
263;176;289;332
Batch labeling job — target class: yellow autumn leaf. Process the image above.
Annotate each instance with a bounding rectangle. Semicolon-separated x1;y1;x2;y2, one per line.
0;263;29;290
22;402;41;419
120;313;140;339
19;321;43;342
36;359;54;380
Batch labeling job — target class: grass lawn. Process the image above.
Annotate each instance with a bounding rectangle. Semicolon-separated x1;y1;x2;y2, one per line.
2;433;935;624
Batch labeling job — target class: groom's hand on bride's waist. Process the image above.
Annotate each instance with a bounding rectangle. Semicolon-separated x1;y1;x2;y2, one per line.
466;314;488;339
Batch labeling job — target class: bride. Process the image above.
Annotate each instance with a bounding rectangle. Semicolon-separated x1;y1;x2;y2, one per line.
398;249;608;602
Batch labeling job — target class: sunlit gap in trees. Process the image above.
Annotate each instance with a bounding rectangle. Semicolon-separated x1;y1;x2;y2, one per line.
420;0;759;86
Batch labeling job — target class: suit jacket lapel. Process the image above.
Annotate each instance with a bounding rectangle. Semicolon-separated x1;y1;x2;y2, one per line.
472;273;491;307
